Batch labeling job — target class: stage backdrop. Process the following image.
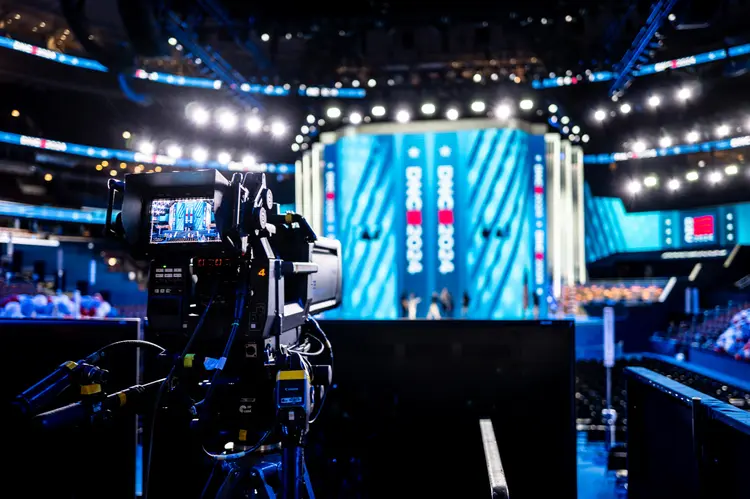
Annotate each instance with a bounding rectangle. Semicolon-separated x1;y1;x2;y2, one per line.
321;125;547;319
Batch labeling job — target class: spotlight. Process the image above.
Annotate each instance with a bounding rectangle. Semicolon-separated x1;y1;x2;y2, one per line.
472;73;482;83
572;125;580;134
667;178;680;191
326;107;342;119
372;105;386;117
686;171;699;182
561;116;570;124
107;257;118;267
446;108;460;121
471;101;486;113
519;99;534;110
659;136;672;148
349;112;363;125
421;103;436;115
192;147;208;163
138;141;155;155
668;13;676;21
648;95;661;108
565;15;573;22
676;87;692;101
245;116;263;134
548;104;558;113
396;110;411;123
494;104;511;120
593;109;606;122
367;79;377;87
306;114;316;124
217;109;238;130
168;37;177;46
716;125;730;138
242;154;256;167
632;141;647;153
122;131;131;139
166;144;182;158
686;131;700;143
109;170;118;177
44;173;52;182
626;180;642;195
261;33;270;42
582;134;590;143
295;135;303;143
291;144;300;152
708;171;723;184
644;175;658;187
725;164;739;175
217;151;232;164
620;103;632;114
270;121;287;137
189;105;210;126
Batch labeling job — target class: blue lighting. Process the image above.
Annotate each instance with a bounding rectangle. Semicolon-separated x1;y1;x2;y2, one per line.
0;200;110;224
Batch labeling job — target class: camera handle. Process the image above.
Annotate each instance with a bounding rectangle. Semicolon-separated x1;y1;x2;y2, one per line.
105;178;125;238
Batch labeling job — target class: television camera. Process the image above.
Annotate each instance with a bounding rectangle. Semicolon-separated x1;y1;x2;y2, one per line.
14;170;342;499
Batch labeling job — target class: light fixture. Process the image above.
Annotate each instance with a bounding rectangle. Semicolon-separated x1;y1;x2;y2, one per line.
326;107;342;119
572;125;580;134
11;109;20;118
686;130;700;143
725;164;739;175
371;105;386;117
421;103;436;115
154;166;162;173
167;144;182;158
396;110;411;123
190;106;210;126
367;79;377;87
565;15;573;22
349;112;363;125
291;144;300;152
192;147;209;163
619;103;632;114
708;171;723;184
472;73;482;83
109;170;118;177
644;175;658;187
548;104;558;113
102;161;109;167
295;135;303;144
261;33;270;42
168;37;177;46
242;154;256;166
632;141;647;153
626;180;642;195
107;257;118;267
138;141;155;155
648;95;661;108
471;101;486;113
676;87;692;101
119;162;127;169
306;114;316;124
270;121;287;137
667;178;680;191
686;171;699;182
494;104;511;120
716;125;730;138
668;13;676;21
582;134;590;143
95;164;103;171
561;116;570;124
519;99;534;110
246;116;262;133
217;109;238;131
446;108;460;121
122;131;131;139
43;173;53;182
217;151;232;164
659;136;672;148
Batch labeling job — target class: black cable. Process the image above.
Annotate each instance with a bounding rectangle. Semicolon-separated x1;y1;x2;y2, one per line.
85;340;166;363
143;290;217;499
307;317;333;424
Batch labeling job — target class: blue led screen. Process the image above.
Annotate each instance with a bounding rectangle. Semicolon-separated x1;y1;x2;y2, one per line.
324;128;547;319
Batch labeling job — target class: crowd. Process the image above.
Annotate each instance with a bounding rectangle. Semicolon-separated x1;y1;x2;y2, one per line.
399;289;470;319
575;281;665;306
0;291;113;318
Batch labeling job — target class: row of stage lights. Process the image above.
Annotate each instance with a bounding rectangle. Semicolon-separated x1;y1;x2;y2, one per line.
626;164;745;195
593;86;695;122
134;138;260;167
624;120;750;153
184;103;288;137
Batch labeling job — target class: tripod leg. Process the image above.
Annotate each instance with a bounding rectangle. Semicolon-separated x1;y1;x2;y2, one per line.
253;464;277;499
301;460;315;499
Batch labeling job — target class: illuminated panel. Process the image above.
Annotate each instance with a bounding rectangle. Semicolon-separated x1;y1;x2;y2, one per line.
683;215;715;244
149;197;220;245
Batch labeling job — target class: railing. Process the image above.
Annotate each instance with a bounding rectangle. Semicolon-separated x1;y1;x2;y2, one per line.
479;419;509;499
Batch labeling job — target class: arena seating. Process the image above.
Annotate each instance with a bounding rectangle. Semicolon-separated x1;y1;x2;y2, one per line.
574;279;666;306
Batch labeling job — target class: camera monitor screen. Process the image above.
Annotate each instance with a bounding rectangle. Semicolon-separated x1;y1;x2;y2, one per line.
149;197;221;244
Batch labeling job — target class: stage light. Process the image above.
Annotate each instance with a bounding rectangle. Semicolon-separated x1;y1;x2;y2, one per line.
582;134;590;143
295;135;303;143
102;161;109;167
572;126;580;134
270;121;287;137
396;110;411;123
495;104;511;120
686;171;699;182
561;116;570;124
189;105;210;126
421;103;436;115
291;144;300;152
217;109;238;130
667;178;680;191
167;144;182;158
306;114;316;124
548;104;558;113
716;124;730;138
110;170;118;177
676;87;692;101
244;116;262;134
168;37;177;46
668;13;676;21
349;112;363;125
471;101;486;113
648;95;661;108
154;166;162;173
659;136;672;148
472;73;482;83
644;175;658;187
686;130;700;143
593;109;606;122
242;154;256;167
326;107;342;119
44;173;52;182
372;105;386;117
725;164;739;175
620;103;632;114
626;180;642;195
120;162;127;169
192;147;208;163
519;99;534;110
708;171;723;184
367;79;377;87
565;15;573;22
632;141;647;153
122;131;131;139
138;141;155;155
95;164;103;171
446;108;460;121
261;33;270;42
107;257;117;267
217;151;231;164
562;126;570;134
351;80;360;88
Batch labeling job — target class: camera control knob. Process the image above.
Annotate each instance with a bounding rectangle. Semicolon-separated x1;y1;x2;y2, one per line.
254;207;267;230
264;189;274;211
